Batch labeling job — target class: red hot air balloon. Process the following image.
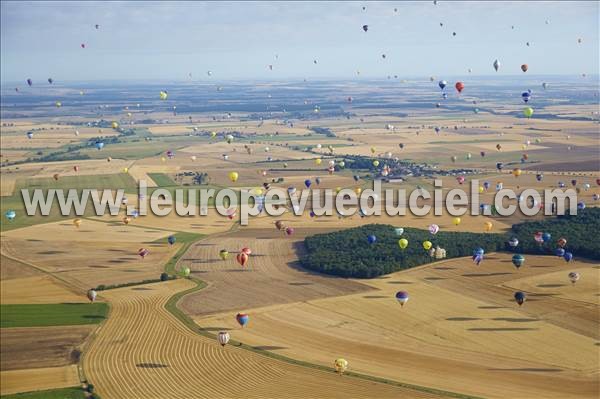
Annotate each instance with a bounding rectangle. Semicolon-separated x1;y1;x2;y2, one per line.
236;252;249;267
521;64;528;72
455;82;465;93
138;248;149;259
241;247;252;255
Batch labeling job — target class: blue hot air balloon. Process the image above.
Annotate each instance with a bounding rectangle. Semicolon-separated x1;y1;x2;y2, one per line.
496;162;504;171
508;237;519;248
555;248;565;257
26;132;33;139
514;291;526;306
438;80;447;90
95;141;105;150
577;201;586;211
521;91;531;103
483;181;490;190
367;235;377;244
168;235;176;245
304;179;312;188
563;252;573;262
542;232;551;243
5;210;16;221
236;313;249;327
442;92;448;99
395;291;409;307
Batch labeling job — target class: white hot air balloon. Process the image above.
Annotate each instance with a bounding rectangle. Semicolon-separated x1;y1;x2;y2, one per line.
217;331;230;347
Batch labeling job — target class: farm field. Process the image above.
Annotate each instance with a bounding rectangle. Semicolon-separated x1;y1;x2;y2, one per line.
196;254;600;399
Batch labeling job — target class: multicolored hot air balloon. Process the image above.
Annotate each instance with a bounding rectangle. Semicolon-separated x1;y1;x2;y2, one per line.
568;272;580;284
512;254;525;269
236;252;249;267
395;291;409;307
428;224;440;235
236;313;249;327
138;248;149;259
217;331;230;347
219;249;229;260
5;210;16;221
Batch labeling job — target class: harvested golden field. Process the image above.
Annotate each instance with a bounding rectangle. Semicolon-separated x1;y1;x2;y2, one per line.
197;254;600;399
1;325;94;371
179;235;372;316
83;279;444;399
1;275;85;304
1;220;177;289
0;365;80;396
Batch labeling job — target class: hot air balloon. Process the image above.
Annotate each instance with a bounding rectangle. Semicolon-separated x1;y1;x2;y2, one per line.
228;171;239;182
456;176;465;185
87;289;97;302
168;235;176;245
542;82;548;90
398;238;408;249
219;249;229;260
236;252;249;267
122;216;131;225
534;232;544;244
512;254;525;269
73;218;82;228
395;291;409;307
367;235;377;244
27;78;32;86
483;181;490;190
455;82;464;93
48;78;53;84
55;101;62;108
555;248;566;257
159;91;168;100
428;224;440;235
568;272;580;284
542;232;551;243
521;91;531;103
496;162;504;171
452;217;461;226
472;248;484;265
523;107;534;118
512;168;522;177
95;141;105;150
484;221;493;232
181;267;191;277
334;358;348;375
508;237;519;248
521;64;528;72
26;131;33;139
285;226;295;236
236;313;249;327
362;25;368;32
304;179;312;188
557;238;567;248
438;80;447;90
423;241;432;250
514;291;526;306
81;43;86;48
53;174;60;181
138;248;149;259
5;210;16;221
217;331;230;347
564;252;573;262
394;228;404;236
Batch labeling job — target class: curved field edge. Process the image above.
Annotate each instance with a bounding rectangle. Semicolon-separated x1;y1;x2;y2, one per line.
0;386;89;399
166;238;484;399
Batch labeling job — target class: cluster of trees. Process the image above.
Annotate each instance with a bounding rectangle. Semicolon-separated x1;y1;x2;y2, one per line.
301;224;506;278
301;209;599;278
508;207;599;260
309;127;336;137
94;273;175;291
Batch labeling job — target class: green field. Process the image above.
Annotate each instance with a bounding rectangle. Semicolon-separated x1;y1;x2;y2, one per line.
0;303;109;328
148;172;177;187
0;387;88;399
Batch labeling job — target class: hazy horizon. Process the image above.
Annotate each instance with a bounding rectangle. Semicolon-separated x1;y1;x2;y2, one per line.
1;1;598;85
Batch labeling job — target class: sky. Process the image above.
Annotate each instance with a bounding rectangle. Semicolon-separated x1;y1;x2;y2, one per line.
1;1;598;83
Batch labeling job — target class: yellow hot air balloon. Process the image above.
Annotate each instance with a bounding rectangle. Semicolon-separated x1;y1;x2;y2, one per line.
123;167;129;173
111;121;119;129
161;157;166;162
373;160;380;167
398;238;408;249
512;168;522;177
523;107;534;118
335;187;342;193
423;240;432;250
478;186;484;193
452;217;461;226
190;155;197;161
228;171;239;182
73;218;82;228
315;158;322;165
55;101;62;108
127;112;132;117
354;187;362;195
484;221;493;231
159;90;168;100
370;147;376;154
210;131;217;138
334;358;348;375
254;188;263;196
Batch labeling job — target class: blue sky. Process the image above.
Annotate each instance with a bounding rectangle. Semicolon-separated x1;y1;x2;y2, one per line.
1;1;598;83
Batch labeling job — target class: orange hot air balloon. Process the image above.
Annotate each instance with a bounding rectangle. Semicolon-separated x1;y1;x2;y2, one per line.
455;81;465;93
122;216;131;225
236;252;249;267
521;64;528;72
